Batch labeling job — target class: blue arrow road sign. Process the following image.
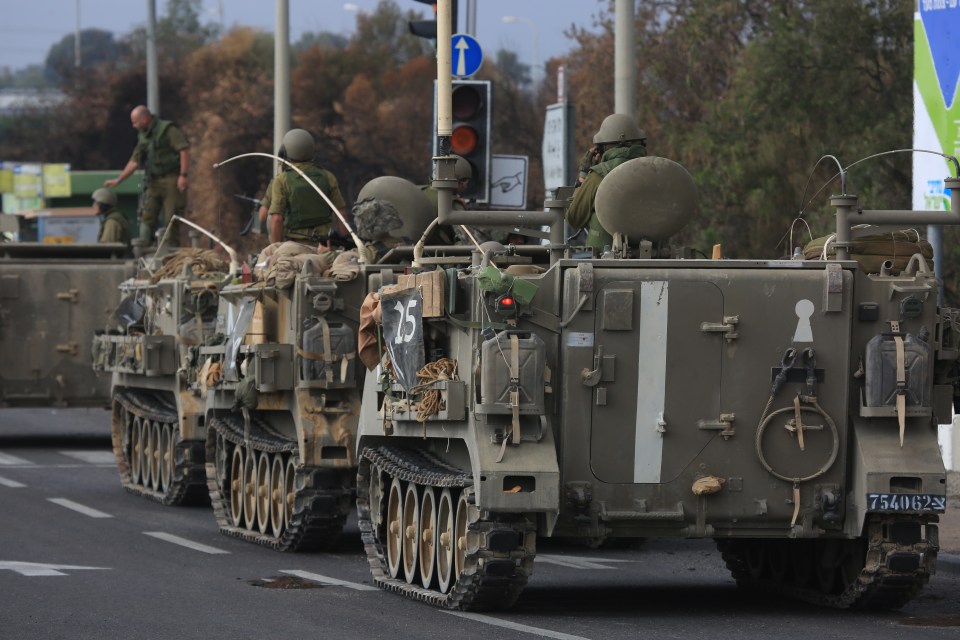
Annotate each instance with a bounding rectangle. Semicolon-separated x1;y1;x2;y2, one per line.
452;33;482;78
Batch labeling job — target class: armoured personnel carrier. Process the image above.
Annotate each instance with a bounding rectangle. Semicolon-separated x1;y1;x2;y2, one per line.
93;220;237;504
1;242;133;408
198;244;365;550
354;152;959;611
349;8;959;607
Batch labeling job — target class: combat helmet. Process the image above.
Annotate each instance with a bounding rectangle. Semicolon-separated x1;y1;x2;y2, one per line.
281;128;315;162
92;188;117;207
593;113;646;145
452;155;472;181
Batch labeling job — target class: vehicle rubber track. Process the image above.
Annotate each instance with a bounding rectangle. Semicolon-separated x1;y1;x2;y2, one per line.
358;445;536;610
112;389;207;506
205;414;351;552
716;516;938;609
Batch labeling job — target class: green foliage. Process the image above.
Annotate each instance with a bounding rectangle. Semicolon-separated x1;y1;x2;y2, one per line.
567;0;914;260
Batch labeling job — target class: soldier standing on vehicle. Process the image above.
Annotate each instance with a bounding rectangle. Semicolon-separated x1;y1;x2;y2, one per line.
567;113;647;254
91;188;131;249
267;128;348;245
104;105;190;244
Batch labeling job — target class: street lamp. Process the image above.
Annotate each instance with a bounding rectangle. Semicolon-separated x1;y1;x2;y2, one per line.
501;15;540;88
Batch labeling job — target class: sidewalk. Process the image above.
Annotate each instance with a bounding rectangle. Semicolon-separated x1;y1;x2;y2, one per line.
940;471;960;555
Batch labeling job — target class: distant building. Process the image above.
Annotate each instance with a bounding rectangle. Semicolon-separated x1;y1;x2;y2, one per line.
0;88;65;116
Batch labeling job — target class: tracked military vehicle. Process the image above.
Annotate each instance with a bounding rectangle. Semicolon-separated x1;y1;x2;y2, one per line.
351;2;958;609
2;242;133;408
198;247;364;550
355;152;959;611
93;220;237;504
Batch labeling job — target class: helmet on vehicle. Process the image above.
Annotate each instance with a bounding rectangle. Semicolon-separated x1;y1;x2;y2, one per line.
281;128;315;162
453;155;472;181
356;176;434;242
593;113;646;145
92;188;117;206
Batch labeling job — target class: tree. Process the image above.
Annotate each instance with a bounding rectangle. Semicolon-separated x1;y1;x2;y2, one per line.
564;0;914;262
43;29;126;85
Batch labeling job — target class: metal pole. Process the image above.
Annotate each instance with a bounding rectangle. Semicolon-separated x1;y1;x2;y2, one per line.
274;0;291;174
614;0;635;119
928;224;944;305
466;0;477;36
146;0;159;115
74;0;81;68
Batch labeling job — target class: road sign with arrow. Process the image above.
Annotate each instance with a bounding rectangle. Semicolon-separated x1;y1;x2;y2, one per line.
452;33;482;78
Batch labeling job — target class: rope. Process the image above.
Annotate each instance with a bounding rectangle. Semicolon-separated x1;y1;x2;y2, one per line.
410;358;459;423
148;248;231;283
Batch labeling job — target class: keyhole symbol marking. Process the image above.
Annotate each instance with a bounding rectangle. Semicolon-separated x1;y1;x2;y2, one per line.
793;299;814;343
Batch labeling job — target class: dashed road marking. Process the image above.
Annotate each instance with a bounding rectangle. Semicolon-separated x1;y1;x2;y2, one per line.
47;498;114;519
58;451;115;465
535;554;632;570
0;561;110;577
0;475;26;488
0;452;32;466
143;532;230;555
443;611;593;640
278;570;379;591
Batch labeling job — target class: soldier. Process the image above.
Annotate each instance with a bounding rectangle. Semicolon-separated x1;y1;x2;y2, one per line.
91;188;131;249
567;113;647;253
267;128;348;245
351;195;404;263
421;155;512;245
105;105;190;244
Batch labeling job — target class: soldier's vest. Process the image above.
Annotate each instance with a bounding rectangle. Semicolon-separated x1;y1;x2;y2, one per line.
139;119;180;178
285;165;333;230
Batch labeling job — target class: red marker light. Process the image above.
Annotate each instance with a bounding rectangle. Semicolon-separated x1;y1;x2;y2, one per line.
495;294;517;315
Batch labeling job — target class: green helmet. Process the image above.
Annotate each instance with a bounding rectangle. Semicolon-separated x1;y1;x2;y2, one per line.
281;128;315;162
92;188;117;206
593;113;646;145
452;155;472;181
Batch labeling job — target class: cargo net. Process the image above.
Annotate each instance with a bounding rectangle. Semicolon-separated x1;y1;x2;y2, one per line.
149;248;230;283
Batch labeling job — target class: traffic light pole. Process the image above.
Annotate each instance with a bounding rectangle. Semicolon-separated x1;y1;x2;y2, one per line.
433;0;565;254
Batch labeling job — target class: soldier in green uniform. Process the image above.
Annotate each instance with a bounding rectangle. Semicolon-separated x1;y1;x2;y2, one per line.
105;105;190;244
267;128;347;245
91;188;131;249
567;113;647;254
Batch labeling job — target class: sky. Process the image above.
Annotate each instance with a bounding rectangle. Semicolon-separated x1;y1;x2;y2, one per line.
0;0;606;79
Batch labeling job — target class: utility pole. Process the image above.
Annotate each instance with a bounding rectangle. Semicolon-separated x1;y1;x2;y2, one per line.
74;0;81;68
146;0;159;115
614;0;635;119
274;0;291;173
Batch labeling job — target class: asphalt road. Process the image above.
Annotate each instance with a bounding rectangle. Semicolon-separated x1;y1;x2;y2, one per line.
2;409;960;640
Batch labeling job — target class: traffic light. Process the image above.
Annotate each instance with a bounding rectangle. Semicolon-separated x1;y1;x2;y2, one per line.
408;1;458;40
447;80;492;203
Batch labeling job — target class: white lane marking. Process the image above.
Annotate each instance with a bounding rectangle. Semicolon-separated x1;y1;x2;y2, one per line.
143;532;230;555
58;451;115;464
279;570;379;591
443;611;593;640
2;464;114;469
0;452;32;466
535;554;632;570
0;475;26;488
0;561;110;576
48;498;114;519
